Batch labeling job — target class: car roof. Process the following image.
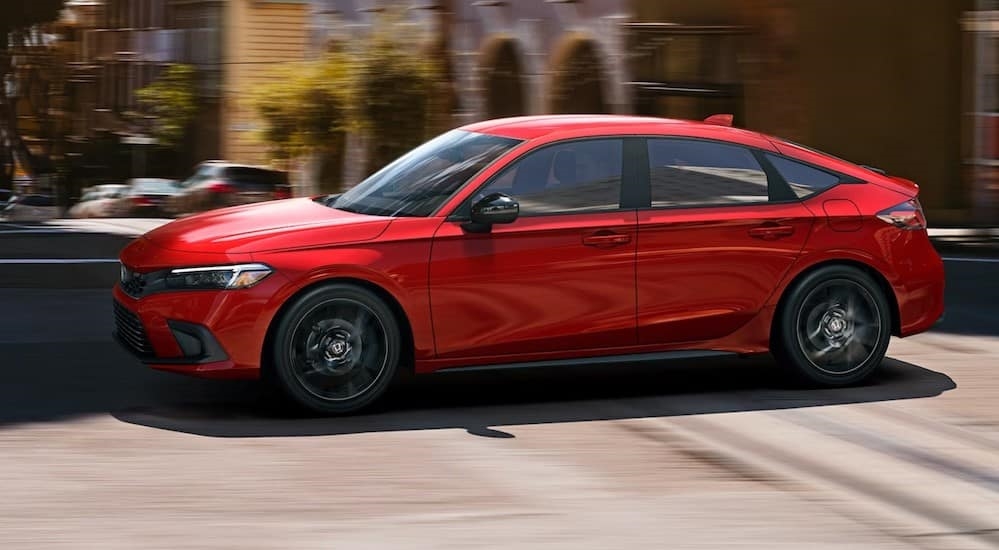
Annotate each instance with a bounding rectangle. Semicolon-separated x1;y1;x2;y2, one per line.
460;114;772;146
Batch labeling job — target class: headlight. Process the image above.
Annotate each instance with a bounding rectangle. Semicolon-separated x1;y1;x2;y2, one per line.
165;263;273;290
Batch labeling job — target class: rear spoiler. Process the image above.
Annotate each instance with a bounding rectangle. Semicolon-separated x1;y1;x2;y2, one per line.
862;164;887;175
703;114;734;127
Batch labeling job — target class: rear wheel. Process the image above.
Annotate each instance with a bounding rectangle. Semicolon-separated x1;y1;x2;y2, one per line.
270;284;400;414
773;265;891;386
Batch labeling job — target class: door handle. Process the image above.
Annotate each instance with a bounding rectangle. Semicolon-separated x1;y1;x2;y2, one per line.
582;231;631;247
748;224;795;240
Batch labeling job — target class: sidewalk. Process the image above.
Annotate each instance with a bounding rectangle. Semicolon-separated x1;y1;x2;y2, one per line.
927;227;999;257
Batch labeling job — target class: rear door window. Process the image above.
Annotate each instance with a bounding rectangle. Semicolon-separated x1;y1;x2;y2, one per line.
646;139;769;207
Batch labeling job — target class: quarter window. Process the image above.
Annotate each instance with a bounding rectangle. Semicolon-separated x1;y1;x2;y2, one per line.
647;139;769;207
765;154;841;198
478;139;623;215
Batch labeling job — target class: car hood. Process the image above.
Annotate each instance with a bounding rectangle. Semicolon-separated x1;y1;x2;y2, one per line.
144;198;392;254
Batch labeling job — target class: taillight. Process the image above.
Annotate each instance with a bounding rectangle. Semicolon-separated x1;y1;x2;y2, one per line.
274;188;291;200
131;196;153;206
877;198;927;230
207;181;235;194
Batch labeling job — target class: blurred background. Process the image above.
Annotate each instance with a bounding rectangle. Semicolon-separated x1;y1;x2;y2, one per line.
1;0;997;224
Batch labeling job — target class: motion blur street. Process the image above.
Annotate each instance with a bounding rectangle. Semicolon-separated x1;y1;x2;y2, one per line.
0;220;997;549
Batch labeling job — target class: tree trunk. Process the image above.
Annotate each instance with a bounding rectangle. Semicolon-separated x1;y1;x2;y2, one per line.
0;30;41;180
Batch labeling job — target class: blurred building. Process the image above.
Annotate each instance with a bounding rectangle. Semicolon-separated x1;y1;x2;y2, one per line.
67;0;308;177
312;0;997;224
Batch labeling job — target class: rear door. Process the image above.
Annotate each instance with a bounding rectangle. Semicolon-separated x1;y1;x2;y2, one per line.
636;137;813;345
429;137;638;359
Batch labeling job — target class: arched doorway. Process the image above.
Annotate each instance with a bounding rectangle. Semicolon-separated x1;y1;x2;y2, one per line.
547;33;609;114
479;36;527;119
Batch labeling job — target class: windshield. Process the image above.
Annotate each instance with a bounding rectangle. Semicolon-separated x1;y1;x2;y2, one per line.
329;130;521;217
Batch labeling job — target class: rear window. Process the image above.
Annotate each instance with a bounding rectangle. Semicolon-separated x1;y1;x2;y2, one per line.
131;179;178;193
765;154;841;198
180;164;222;188
223;167;286;187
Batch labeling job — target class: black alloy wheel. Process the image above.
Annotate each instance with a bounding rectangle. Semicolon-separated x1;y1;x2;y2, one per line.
270;284;401;414
773;265;892;386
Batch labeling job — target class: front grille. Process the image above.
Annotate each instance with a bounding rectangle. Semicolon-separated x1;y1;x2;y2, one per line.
113;300;154;357
120;265;146;298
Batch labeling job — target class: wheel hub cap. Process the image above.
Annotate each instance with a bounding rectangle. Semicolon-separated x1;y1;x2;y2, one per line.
308;324;360;376
820;307;853;345
795;279;883;376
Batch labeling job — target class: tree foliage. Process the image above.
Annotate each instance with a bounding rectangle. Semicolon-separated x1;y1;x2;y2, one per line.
252;15;444;188
135;64;198;148
251;55;349;161
0;0;65;184
355;29;441;175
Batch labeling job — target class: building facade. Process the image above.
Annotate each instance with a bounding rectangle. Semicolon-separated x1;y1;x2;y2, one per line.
68;0;308;177
311;0;997;224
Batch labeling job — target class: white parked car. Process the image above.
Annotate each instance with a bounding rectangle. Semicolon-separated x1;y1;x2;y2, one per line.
69;184;129;218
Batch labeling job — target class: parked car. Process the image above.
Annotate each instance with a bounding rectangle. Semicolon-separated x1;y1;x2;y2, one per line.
69;184;130;218
114;115;945;415
166;162;290;216
0;188;12;212
3;194;58;222
110;178;181;218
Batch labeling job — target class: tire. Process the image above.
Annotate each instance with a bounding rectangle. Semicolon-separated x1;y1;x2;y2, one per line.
269;283;401;414
772;265;892;387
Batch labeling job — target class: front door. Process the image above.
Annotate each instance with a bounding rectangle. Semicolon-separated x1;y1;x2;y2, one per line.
429;138;637;359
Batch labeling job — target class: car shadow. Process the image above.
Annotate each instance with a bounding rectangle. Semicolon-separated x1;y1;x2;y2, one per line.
108;355;955;438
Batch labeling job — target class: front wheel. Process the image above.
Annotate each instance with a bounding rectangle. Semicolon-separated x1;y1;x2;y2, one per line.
773;265;892;387
270;284;401;414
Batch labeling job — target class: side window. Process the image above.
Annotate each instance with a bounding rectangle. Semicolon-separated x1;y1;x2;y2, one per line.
765;154;841;198
477;139;623;215
647;139;769;207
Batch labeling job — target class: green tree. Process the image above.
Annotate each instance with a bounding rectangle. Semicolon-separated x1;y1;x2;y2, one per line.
252;54;350;192
135;64;198;149
252;15;445;191
355;28;442;176
0;1;65;186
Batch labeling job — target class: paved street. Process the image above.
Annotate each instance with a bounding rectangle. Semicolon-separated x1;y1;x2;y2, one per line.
1;220;998;549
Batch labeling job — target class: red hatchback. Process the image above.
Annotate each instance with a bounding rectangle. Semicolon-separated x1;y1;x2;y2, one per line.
114;115;944;414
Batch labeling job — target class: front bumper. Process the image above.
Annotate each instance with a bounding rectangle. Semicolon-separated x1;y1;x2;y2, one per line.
111;277;282;380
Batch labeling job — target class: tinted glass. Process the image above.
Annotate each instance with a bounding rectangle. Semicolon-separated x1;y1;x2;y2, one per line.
647;139;768;207
478;139;623;215
765;154;841;198
331;130;521;217
179;164;222;188
21;195;54;206
223;167;283;187
132;179;179;193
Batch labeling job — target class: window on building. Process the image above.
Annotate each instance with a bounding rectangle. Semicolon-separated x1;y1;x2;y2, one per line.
647;139;768;207
477;139;624;215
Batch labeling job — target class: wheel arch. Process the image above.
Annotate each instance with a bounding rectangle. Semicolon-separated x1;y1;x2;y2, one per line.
260;277;417;378
770;258;902;341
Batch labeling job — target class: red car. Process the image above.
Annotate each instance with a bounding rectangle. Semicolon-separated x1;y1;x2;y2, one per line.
114;115;945;414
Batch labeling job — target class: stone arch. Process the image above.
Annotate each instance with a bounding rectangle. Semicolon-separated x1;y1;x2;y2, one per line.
547;33;609;114
479;35;527;119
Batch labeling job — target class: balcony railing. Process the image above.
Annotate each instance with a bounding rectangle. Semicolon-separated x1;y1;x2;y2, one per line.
82;28;220;66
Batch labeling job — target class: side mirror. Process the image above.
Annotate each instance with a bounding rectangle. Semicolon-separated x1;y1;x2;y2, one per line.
464;192;519;233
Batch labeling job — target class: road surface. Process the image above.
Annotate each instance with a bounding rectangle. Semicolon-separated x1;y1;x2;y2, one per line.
0;219;997;549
